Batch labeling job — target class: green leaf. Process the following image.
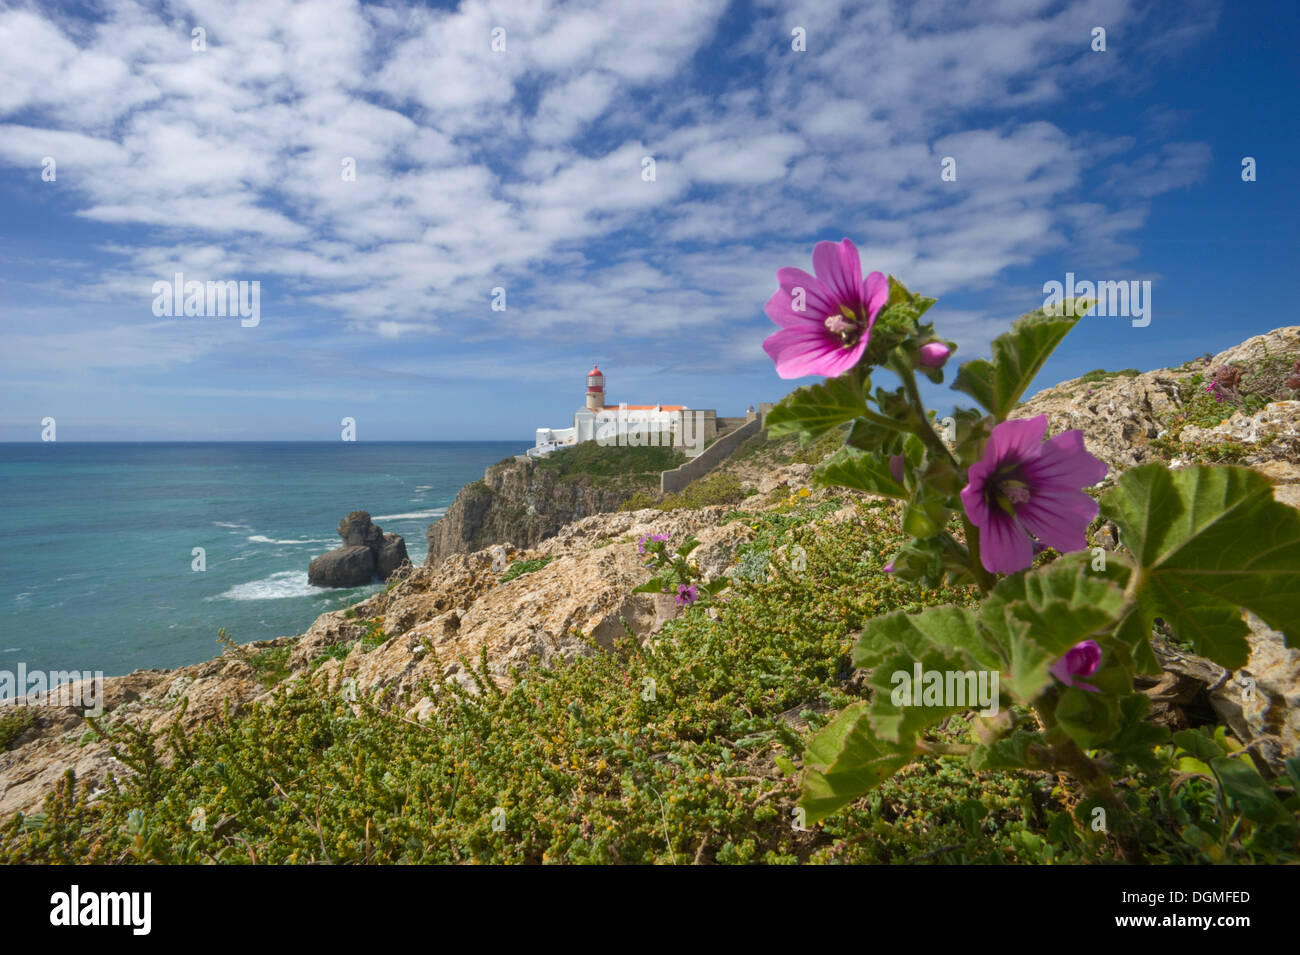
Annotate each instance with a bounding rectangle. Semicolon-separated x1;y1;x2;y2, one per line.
1211;755;1293;827
970;730;1047;771
1173;728;1225;762
951;302;1091;420
1102;464;1300;666
1103;694;1168;771
852;605;1002;672
674;537;700;558
1055;685;1121;748
956;799;988;836
814;447;906;499
766;368;870;441
862;648;985;743
799;702;917;824
631;577;666;595
979;562;1125;702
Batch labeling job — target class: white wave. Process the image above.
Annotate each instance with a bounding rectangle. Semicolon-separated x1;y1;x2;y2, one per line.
414;485;433;491
214;521;252;530
247;535;335;545
209;571;322;601
372;508;446;520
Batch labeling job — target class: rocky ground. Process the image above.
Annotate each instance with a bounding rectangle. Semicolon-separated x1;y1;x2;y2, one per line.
3;327;1297;820
1012;326;1300;506
0;484;821;819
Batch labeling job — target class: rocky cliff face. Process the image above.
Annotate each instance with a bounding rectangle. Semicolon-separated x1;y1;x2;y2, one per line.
1013;325;1300;486
423;458;643;566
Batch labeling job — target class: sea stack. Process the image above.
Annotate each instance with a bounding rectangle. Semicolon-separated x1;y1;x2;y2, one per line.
309;511;409;587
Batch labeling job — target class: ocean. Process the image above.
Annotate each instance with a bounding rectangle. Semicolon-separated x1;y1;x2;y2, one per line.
0;442;527;677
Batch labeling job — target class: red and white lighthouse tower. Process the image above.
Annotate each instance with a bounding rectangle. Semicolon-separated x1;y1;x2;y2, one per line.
586;364;606;412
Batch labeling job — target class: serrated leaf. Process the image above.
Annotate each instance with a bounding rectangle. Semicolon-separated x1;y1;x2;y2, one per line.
979;562;1125;701
852;605;1001;671
1055;685;1121;748
951;302;1090;420
815;447;906;498
863;647;986;743
970;730;1047;771
799;701;917;824
766;368;870;441
1102;464;1300;666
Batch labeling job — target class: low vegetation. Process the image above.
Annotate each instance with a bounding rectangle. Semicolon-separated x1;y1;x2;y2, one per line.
532;442;685;488
5;497;1292;864
499;555;554;583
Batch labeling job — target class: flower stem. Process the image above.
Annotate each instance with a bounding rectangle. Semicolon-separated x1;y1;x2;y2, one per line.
1036;693;1147;863
888;354;995;590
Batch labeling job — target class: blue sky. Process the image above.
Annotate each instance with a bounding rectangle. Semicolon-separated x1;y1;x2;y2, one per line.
1;0;1296;441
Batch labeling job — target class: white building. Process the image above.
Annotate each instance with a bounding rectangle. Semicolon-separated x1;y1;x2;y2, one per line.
529;365;717;458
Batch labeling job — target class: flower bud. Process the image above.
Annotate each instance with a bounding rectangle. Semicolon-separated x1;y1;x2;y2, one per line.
918;342;951;368
889;453;905;484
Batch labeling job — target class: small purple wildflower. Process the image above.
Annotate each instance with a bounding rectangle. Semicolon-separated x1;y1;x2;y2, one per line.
1050;639;1102;693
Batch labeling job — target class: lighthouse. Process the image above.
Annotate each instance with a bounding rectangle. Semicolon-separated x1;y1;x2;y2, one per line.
586;364;605;412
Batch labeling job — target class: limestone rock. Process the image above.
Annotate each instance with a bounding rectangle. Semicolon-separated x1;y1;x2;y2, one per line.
308;511;407;587
308;544;376;588
424;459;650;567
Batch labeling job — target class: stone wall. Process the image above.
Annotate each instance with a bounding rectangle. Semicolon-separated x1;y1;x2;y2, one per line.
660;414;762;494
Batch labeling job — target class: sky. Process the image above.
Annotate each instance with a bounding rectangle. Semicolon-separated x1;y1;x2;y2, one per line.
0;0;1296;441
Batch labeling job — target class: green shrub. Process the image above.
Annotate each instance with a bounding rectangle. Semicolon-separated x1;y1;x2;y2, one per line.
311;641;357;669
617;490;659;512
499;556;553;583
1077;367;1140;384
0;708;35;751
533;443;685;486
657;471;748;510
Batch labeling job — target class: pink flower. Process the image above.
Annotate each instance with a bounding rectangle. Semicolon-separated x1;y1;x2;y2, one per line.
960;415;1108;575
1050;639;1102;693
674;584;699;607
918;342;951;368
762;238;888;379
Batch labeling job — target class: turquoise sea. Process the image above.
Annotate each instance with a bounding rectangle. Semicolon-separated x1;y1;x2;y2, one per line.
0;442;526;676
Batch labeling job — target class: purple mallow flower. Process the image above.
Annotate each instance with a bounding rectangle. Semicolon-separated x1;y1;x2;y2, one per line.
762;238;888;379
674;584;699;607
918;342;951;368
637;532;670;555
960;415;1108;575
1050;639;1102;693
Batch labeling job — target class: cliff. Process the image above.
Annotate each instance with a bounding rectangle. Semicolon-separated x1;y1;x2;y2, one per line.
424;446;681;565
